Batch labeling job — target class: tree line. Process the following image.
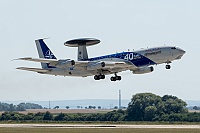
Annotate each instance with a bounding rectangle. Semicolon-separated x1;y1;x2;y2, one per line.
0;109;200;122
0;102;43;111
0;93;200;122
193;106;200;110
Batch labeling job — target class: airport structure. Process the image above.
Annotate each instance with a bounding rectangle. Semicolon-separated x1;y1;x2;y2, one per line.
119;90;121;109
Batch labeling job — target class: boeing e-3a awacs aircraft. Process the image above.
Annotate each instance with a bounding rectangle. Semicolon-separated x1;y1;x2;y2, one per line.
16;38;185;81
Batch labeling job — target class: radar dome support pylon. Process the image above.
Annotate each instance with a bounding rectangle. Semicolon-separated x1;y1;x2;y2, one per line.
64;38;100;61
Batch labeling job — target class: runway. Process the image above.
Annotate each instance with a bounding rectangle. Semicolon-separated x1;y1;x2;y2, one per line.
0;124;199;129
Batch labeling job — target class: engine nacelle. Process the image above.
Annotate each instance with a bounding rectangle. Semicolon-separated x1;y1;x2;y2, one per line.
87;61;105;70
55;59;75;68
132;66;154;74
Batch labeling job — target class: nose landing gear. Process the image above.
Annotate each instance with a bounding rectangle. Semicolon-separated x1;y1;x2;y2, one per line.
166;64;171;69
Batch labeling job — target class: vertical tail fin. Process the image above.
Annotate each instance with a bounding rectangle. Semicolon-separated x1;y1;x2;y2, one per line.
35;39;56;68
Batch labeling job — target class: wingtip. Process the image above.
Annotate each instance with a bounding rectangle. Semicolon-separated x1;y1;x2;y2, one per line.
16;67;23;69
11;59;17;61
12;58;23;61
15;57;32;61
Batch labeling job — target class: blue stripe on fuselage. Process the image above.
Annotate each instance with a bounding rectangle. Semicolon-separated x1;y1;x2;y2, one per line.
87;52;156;67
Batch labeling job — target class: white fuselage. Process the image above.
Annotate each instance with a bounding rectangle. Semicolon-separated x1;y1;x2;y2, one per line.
44;46;185;77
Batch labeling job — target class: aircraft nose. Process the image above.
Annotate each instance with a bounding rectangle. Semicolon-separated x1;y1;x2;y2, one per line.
175;48;186;59
179;49;186;55
176;47;186;55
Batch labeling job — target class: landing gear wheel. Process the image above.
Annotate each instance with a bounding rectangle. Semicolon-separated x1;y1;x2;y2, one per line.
110;73;122;81
116;76;121;81
99;75;105;79
110;76;121;81
94;74;105;80
110;77;116;81
94;75;100;80
166;65;171;69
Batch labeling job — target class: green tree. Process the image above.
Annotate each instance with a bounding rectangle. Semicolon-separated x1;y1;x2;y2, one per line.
126;93;188;121
17;103;26;111
54;106;59;109
43;111;53;120
54;113;65;121
9;104;16;111
144;106;157;121
126;93;162;121
114;106;118;109
162;95;187;114
0;103;10;111
24;113;33;120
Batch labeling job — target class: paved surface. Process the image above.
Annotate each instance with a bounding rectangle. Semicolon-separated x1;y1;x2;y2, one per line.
0;124;199;129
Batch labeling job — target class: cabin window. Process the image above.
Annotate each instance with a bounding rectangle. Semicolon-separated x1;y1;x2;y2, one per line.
171;47;176;49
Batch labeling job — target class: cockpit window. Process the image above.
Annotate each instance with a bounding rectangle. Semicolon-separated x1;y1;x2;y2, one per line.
171;47;176;49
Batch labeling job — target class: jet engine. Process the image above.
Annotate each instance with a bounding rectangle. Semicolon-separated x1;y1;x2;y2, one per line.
132;66;154;74
87;61;105;70
55;59;75;68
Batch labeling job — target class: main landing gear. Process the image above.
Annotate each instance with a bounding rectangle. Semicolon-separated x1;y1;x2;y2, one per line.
110;73;121;81
165;64;171;69
94;74;105;80
94;73;122;81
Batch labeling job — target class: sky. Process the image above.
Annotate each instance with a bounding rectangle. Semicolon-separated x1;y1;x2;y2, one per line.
0;0;200;101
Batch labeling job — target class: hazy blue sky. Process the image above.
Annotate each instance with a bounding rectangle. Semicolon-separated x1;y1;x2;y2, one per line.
0;0;200;101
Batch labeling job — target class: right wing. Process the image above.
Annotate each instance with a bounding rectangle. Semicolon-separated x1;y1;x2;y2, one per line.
16;67;50;73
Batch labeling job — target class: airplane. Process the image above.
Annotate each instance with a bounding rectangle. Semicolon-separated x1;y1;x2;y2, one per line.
16;38;186;81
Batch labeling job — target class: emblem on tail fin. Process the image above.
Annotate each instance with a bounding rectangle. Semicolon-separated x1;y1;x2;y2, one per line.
45;50;56;59
35;39;56;68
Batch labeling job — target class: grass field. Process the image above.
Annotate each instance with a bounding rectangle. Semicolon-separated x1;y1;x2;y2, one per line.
0;109;112;115
0;121;199;125
0;128;199;133
0;109;199;115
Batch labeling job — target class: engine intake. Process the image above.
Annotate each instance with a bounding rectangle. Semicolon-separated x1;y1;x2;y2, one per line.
55;59;75;68
87;61;105;70
132;66;154;74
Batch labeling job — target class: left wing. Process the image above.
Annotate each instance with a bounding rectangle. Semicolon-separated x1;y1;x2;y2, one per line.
16;57;135;73
16;67;50;73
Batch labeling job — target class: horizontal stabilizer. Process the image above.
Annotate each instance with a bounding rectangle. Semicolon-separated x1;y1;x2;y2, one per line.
16;67;50;73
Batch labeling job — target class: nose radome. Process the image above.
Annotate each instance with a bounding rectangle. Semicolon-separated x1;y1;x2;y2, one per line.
177;47;186;55
180;49;186;54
